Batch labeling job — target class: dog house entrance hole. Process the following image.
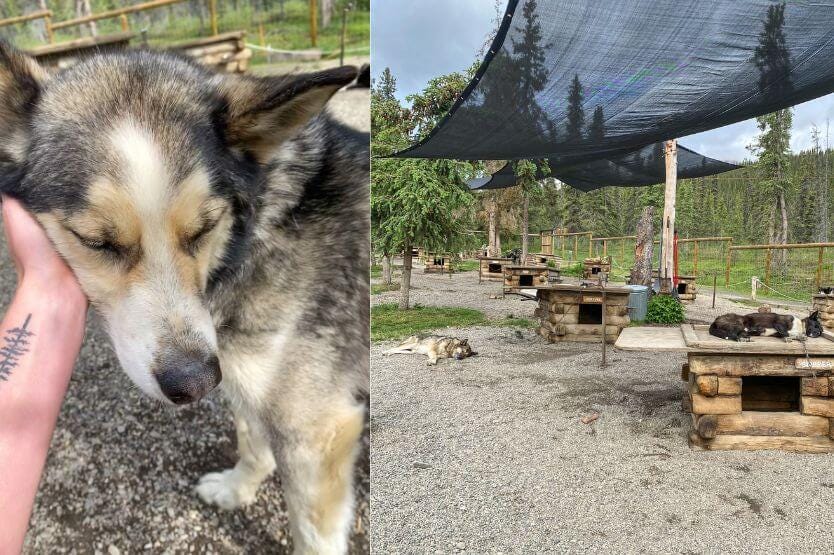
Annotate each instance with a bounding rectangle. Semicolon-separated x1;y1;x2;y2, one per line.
433;257;443;266
519;275;534;287
741;376;799;412
590;266;601;275
677;282;688;294
578;303;603;325
488;263;502;273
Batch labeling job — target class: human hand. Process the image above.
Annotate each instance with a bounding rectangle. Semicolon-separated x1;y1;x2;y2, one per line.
1;195;85;303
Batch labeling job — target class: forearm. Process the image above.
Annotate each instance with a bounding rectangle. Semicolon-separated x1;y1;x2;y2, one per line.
0;279;87;552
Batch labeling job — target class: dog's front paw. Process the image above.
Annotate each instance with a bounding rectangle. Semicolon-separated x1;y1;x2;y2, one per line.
738;336;752;342
195;469;257;510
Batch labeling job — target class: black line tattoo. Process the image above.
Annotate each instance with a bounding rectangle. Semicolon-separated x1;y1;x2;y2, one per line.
0;314;34;382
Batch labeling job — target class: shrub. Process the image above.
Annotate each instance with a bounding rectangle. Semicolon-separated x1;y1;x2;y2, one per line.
646;294;685;324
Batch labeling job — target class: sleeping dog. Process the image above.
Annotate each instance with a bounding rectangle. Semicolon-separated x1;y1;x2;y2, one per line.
709;311;823;342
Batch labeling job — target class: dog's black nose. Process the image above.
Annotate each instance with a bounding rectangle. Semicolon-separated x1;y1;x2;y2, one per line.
155;352;221;405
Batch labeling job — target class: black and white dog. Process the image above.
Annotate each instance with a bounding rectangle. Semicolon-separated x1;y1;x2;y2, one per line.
709;311;823;342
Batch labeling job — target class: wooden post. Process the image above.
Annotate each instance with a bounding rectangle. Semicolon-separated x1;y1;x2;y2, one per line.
574;236;578;261
660;139;677;293
603;239;608;257
725;240;733;287
339;4;348;66
258;22;265;47
621;239;625;267
693;240;699;276
588;234;593;258
119;13;129;31
309;0;318;47
817;246;824;289
764;248;773;286
601;285;607;367
209;0;218;35
712;275;717;308
45;14;53;43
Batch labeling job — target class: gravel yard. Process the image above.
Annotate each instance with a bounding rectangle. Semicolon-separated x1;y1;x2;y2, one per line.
6;81;370;553
371;266;833;553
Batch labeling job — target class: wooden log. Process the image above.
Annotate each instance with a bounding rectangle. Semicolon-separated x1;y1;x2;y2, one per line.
681;362;690;381
695;375;718;397
695;414;717;439
691;393;741;415
710;411;828;437
689;432;834;453
801;377;830;396
830;418;834;440
717;377;742;395
800;396;834;418
689;355;825;377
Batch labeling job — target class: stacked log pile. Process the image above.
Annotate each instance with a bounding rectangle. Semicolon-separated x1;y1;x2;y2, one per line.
523;253;562;267
534;285;630;343
684;354;834;452
173;31;253;73
812;293;834;332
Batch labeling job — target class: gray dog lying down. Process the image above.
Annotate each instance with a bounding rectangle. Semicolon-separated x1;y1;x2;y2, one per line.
383;335;476;365
709;311;823;342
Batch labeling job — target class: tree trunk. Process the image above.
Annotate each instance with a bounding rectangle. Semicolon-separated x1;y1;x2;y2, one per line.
630;206;654;286
521;191;529;259
776;189;789;268
382;255;392;286
487;201;498;256
321;0;333;27
399;239;412;310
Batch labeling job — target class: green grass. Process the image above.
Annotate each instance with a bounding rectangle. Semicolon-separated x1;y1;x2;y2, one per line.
370;264;382;279
371;282;400;295
9;0;369;66
494;316;535;328
453;260;480;272
560;262;584;277
371;303;487;342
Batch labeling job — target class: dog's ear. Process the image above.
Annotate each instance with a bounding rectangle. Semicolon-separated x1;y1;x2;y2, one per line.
218;66;358;162
810;310;820;319
0;41;48;169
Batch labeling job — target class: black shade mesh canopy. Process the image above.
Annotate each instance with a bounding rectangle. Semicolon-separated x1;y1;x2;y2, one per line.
468;143;740;192
396;0;834;164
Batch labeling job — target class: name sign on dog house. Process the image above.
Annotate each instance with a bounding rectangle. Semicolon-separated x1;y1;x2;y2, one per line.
580;293;604;304
796;358;834;371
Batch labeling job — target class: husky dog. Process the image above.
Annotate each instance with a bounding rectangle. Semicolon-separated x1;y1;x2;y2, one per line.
709;311;823;342
383;335;476;365
0;43;368;553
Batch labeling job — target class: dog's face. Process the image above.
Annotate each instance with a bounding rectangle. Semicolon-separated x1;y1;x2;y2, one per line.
0;44;356;404
452;339;475;360
804;311;823;338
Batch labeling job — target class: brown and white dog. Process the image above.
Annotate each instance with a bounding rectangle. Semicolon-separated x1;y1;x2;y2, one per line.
0;42;368;553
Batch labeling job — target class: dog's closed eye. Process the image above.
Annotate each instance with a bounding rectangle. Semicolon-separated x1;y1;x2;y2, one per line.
183;207;227;255
68;227;122;255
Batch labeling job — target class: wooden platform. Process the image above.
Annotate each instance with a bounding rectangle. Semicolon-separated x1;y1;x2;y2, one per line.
615;326;689;352
28;32;135;70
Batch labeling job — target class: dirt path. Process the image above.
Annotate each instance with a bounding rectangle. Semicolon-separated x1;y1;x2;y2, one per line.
371;268;831;553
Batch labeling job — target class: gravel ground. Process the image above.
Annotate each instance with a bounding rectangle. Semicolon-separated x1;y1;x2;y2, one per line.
7;83;370;553
371;268;833;553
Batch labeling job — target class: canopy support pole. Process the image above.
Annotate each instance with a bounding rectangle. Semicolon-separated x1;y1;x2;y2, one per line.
660;139;677;293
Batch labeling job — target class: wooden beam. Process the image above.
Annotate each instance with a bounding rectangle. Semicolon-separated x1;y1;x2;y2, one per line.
51;0;185;30
660;139;677;292
0;9;51;28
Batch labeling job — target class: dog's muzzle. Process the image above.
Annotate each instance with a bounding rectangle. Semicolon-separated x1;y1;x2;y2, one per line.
154;350;222;404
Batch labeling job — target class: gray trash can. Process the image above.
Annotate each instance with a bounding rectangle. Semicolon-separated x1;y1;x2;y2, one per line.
627;285;649;322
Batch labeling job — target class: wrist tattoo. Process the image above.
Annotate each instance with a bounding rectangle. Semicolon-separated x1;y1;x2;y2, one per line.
0;314;34;383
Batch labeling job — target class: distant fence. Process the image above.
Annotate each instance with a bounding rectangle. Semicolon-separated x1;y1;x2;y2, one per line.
726;243;834;301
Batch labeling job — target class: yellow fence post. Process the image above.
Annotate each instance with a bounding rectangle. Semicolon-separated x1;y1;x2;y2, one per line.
210;0;218;35
574;236;578;261
725;242;732;287
764;248;773;286
45;14;53;43
817;246;824;289
309;0;317;47
693;241;699;277
119;13;129;31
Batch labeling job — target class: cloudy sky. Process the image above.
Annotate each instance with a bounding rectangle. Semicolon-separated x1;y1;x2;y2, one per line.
371;0;834;163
